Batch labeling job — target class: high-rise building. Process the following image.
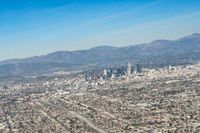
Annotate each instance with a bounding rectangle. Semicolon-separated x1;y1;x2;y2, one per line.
135;64;142;73
111;73;117;79
127;62;132;76
107;68;112;78
167;65;172;71
103;69;108;76
84;75;88;82
119;66;124;75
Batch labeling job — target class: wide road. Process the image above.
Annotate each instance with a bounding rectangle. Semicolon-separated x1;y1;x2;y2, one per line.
33;102;70;133
47;101;109;133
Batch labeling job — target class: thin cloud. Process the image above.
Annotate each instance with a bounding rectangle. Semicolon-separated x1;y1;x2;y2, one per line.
61;0;166;33
117;10;200;35
92;10;200;45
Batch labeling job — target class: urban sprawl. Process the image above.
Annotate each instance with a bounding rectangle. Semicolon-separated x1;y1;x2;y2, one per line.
0;62;200;133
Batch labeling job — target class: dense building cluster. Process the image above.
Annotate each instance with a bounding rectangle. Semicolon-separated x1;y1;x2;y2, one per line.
85;62;142;82
0;62;200;132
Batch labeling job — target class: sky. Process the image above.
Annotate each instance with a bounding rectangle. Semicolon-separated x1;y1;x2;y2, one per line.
0;0;200;60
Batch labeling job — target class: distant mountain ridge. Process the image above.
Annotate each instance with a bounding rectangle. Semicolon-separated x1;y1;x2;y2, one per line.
1;33;200;77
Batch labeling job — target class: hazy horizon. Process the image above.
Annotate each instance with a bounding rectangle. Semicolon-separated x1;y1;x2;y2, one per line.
1;32;199;62
1;0;200;60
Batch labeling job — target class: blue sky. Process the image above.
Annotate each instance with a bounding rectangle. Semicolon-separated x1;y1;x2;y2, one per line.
0;0;200;60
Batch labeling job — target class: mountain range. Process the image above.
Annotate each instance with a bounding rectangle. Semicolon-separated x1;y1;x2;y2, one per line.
1;33;200;77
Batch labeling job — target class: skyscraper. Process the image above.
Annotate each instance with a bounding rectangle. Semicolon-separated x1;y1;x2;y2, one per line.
135;64;142;73
127;62;132;76
103;69;108;76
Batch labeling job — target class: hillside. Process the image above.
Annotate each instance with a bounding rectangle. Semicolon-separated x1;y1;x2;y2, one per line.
1;33;200;76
